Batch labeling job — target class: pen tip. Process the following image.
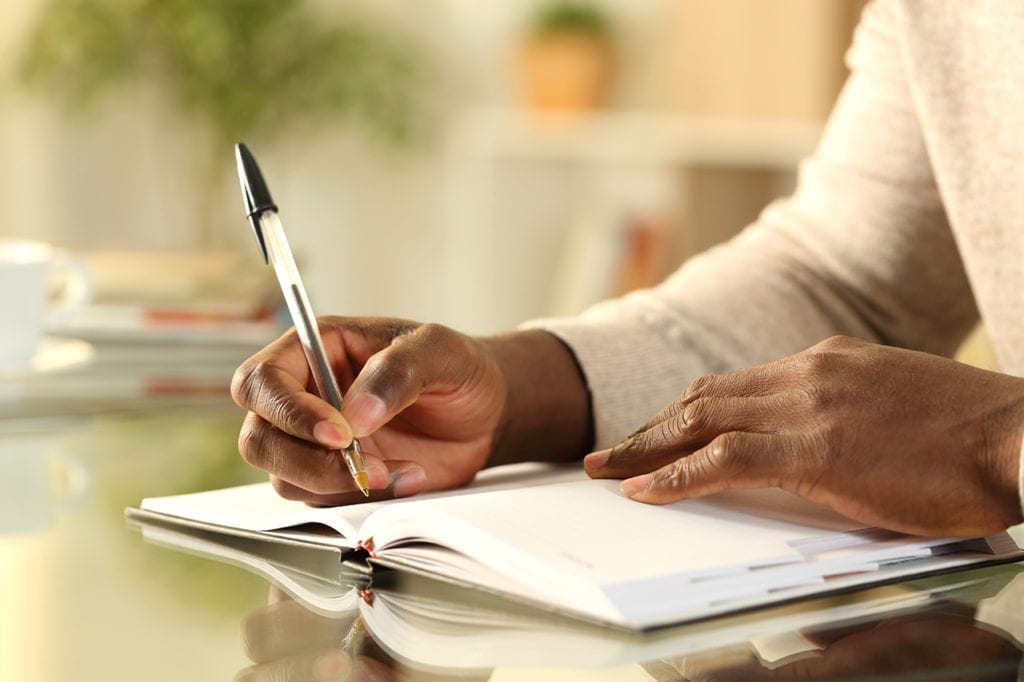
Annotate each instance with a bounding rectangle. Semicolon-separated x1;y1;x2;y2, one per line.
355;472;370;497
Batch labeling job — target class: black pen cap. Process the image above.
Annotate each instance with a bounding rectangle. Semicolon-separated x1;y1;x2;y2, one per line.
235;143;278;263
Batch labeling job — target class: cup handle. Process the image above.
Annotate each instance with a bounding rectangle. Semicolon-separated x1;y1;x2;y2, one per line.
47;250;93;326
49;450;92;511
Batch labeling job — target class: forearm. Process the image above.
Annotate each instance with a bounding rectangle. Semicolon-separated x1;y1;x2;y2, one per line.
525;2;982;449
482;329;593;467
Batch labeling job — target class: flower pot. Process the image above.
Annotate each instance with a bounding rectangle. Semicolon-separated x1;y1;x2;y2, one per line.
518;32;613;112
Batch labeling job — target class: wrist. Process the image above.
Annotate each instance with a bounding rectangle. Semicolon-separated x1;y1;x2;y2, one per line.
481;329;593;467
984;393;1024;528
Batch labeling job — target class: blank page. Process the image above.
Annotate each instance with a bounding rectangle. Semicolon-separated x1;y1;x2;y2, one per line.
361;480;866;622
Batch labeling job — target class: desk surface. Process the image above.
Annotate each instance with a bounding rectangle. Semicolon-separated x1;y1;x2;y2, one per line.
2;363;1023;681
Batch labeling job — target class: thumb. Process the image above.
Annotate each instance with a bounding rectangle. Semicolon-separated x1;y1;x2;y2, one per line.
342;323;481;437
620;432;781;504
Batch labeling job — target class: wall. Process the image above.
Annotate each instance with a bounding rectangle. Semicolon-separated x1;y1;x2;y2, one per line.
0;1;869;334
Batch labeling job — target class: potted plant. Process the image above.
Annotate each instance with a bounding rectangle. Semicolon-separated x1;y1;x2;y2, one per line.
16;0;424;244
517;1;614;113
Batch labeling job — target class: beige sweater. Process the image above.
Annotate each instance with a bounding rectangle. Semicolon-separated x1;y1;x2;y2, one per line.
532;0;1024;512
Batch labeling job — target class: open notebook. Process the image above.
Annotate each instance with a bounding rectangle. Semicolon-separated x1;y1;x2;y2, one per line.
129;512;1024;674
127;463;1024;629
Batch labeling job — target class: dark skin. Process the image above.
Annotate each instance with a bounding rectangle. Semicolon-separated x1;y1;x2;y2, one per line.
587;335;1024;536
232;318;1024;536
232;318;590;506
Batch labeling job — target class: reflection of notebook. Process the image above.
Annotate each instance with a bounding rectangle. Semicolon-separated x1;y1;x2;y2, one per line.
132;517;366;616
128;514;1023;674
126;462;1024;630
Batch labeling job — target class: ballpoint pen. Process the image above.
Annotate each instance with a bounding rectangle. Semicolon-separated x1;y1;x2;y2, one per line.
235;142;370;496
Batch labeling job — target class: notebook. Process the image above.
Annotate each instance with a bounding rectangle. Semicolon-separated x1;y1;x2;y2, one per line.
126;462;1023;629
129;510;1023;675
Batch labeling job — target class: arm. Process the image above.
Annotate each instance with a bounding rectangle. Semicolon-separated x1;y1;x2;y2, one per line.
529;0;978;449
541;1;1024;534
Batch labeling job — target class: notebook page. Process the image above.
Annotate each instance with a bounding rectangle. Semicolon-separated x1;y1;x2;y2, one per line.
139;461;585;546
361;480;865;622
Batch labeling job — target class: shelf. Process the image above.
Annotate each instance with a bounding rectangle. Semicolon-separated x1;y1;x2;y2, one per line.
442;108;824;334
449;108;823;167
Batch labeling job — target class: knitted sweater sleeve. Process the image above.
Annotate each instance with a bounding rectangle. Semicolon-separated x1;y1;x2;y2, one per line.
525;0;978;448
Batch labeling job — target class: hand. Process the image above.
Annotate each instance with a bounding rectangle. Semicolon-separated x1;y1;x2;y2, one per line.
232;318;590;505
585;336;1024;536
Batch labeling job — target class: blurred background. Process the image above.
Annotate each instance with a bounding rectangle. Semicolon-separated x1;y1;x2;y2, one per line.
0;3;1007;681
0;0;874;336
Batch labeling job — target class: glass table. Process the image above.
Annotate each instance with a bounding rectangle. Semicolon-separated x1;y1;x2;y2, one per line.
2;358;1023;681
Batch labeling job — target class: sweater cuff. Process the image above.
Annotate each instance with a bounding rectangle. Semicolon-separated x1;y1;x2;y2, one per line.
520;308;735;450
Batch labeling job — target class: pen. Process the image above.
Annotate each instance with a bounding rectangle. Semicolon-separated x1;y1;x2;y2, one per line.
235;142;370;497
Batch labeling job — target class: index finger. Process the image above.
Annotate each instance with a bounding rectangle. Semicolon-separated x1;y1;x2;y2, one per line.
231;328;354;448
232;318;421;448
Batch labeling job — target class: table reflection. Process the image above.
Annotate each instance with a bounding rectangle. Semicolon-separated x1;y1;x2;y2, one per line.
131;515;1024;681
236;586;485;682
650;612;1021;681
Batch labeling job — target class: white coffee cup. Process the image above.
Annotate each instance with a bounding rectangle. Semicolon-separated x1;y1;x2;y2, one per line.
0;240;92;372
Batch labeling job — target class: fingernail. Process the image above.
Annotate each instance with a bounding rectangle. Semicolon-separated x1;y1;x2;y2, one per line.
344;393;387;437
313;419;352;448
620;473;653;498
584;449;611;470
391;468;426;497
314;650;350;680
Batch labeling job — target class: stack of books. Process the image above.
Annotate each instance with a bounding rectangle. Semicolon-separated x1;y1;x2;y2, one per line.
2;250;280;417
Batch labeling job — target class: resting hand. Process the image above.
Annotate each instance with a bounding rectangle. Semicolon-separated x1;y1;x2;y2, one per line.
585;336;1024;536
232;318;589;505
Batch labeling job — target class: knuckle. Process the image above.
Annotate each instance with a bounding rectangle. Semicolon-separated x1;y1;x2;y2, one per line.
681;397;714;435
230;357;262;409
797;348;831;377
656;459;692;493
232;359;311;433
615;424;673;461
615;431;647;459
814;334;853;351
685;374;715;399
237;417;268;468
706;432;747;473
658;415;689;445
795;383;832;412
800;336;859;375
415;322;451;344
365;351;418;395
378;317;418;342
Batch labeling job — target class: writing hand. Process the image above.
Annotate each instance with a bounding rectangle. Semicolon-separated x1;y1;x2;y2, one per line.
232;318;589;505
586;336;1024;536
